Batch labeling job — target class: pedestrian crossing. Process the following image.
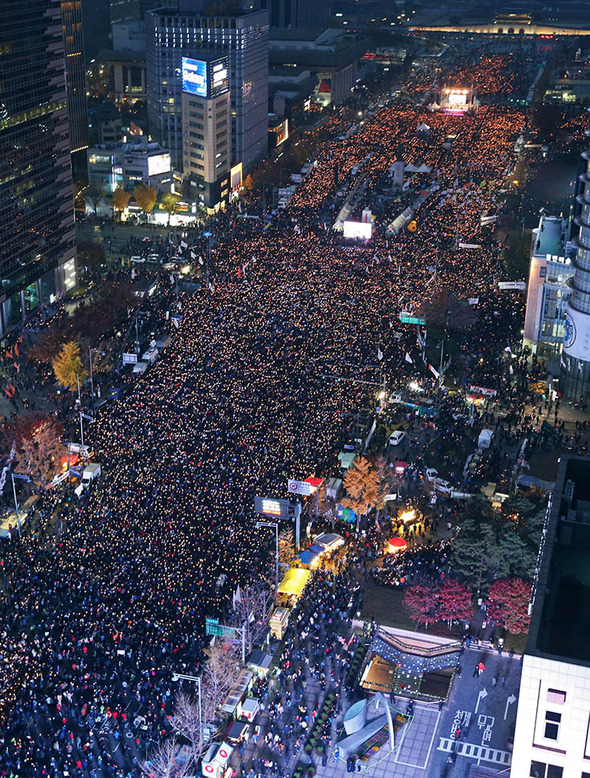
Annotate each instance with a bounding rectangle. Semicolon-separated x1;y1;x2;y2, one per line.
437;737;512;766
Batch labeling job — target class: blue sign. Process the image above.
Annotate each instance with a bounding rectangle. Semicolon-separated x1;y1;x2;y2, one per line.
182;57;208;97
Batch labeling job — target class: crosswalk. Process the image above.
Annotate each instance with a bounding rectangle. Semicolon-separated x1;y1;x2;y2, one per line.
438;737;512;766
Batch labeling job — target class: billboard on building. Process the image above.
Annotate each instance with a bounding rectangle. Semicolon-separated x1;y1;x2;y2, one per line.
182;57;208;97
210;58;229;98
147;153;171;177
182;56;229;99
343;221;372;240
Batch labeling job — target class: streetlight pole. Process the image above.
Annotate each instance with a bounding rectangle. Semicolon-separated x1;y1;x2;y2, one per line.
11;472;31;538
89;348;94;400
203;231;212;286
256;520;279;601
172;672;202;736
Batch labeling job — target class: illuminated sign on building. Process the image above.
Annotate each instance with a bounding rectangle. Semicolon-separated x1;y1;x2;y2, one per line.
147;152;171;177
182;56;229;99
182;57;208;97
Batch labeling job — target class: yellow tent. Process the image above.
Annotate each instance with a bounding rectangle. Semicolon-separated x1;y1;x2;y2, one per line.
277;567;310;598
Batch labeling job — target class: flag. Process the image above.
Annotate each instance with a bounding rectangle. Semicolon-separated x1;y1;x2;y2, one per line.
405;352;413;364
428;364;440;379
237;267;242;279
208;281;214;293
172;318;179;329
14;343;19;357
190;250;196;259
180;240;188;250
377;347;383;361
233;585;242;608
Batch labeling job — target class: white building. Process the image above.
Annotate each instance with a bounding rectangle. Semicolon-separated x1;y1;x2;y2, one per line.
87;136;172;195
523;213;574;357
511;457;590;778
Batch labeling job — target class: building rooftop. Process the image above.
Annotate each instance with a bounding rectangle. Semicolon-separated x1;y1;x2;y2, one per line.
527;457;590;665
533;214;569;258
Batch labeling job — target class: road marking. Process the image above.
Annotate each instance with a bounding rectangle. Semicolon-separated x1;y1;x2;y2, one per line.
437;737;512;767
475;688;488;714
504;693;517;720
394;708;440;770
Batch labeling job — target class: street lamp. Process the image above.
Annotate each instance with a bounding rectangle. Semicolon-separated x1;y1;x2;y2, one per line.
256;520;279;601
88;348;105;400
11;472;31;537
172;672;202;736
202;231;213;286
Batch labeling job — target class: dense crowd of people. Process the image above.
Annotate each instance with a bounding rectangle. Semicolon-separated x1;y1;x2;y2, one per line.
0;53;562;777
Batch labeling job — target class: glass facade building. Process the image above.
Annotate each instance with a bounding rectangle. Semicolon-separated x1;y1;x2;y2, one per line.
62;0;89;152
562;122;590;399
145;6;269;173
0;0;77;335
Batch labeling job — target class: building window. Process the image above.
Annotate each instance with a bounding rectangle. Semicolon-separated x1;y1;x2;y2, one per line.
531;763;545;778
546;767;562;778
544;711;561;740
547;690;566;705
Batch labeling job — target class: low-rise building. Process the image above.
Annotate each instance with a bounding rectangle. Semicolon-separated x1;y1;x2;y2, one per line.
87;136;172;195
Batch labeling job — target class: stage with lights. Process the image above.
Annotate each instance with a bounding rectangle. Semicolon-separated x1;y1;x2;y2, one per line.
439;86;478;115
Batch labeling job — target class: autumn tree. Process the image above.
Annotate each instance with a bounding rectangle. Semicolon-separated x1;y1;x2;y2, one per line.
404;584;439;628
77;241;106;276
111;185;131;221
15;416;64;486
134;184;158;215
342;456;379;530
161;192;181;226
487;578;532;635
85;182;105;215
436;578;474;627
52;341;88;391
243;174;254;192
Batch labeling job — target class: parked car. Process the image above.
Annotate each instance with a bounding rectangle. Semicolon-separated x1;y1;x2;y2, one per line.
433;478;452;495
425;468;439;482
388;430;406;446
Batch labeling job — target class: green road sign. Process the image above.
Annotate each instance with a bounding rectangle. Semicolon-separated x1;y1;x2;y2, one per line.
399;313;426;325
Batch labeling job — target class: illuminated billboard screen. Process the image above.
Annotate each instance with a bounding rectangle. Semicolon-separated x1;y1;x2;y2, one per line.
210;59;229;98
147;153;171;177
343;220;372;240
182;57;208;97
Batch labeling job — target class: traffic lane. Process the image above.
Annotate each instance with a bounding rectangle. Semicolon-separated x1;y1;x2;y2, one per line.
428;650;521;778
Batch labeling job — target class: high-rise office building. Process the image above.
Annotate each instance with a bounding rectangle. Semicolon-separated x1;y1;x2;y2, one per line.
61;0;89;152
181;55;231;209
110;0;162;25
511;456;590;778
0;0;77;336
562;119;590;398
262;0;331;29
146;3;269;173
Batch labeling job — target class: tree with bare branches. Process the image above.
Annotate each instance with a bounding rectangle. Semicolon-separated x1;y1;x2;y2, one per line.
278;527;295;566
140;737;195;778
231;582;273;655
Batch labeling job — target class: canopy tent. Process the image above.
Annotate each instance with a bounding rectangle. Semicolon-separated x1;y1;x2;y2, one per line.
296;549;321;567
277;567;310;597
